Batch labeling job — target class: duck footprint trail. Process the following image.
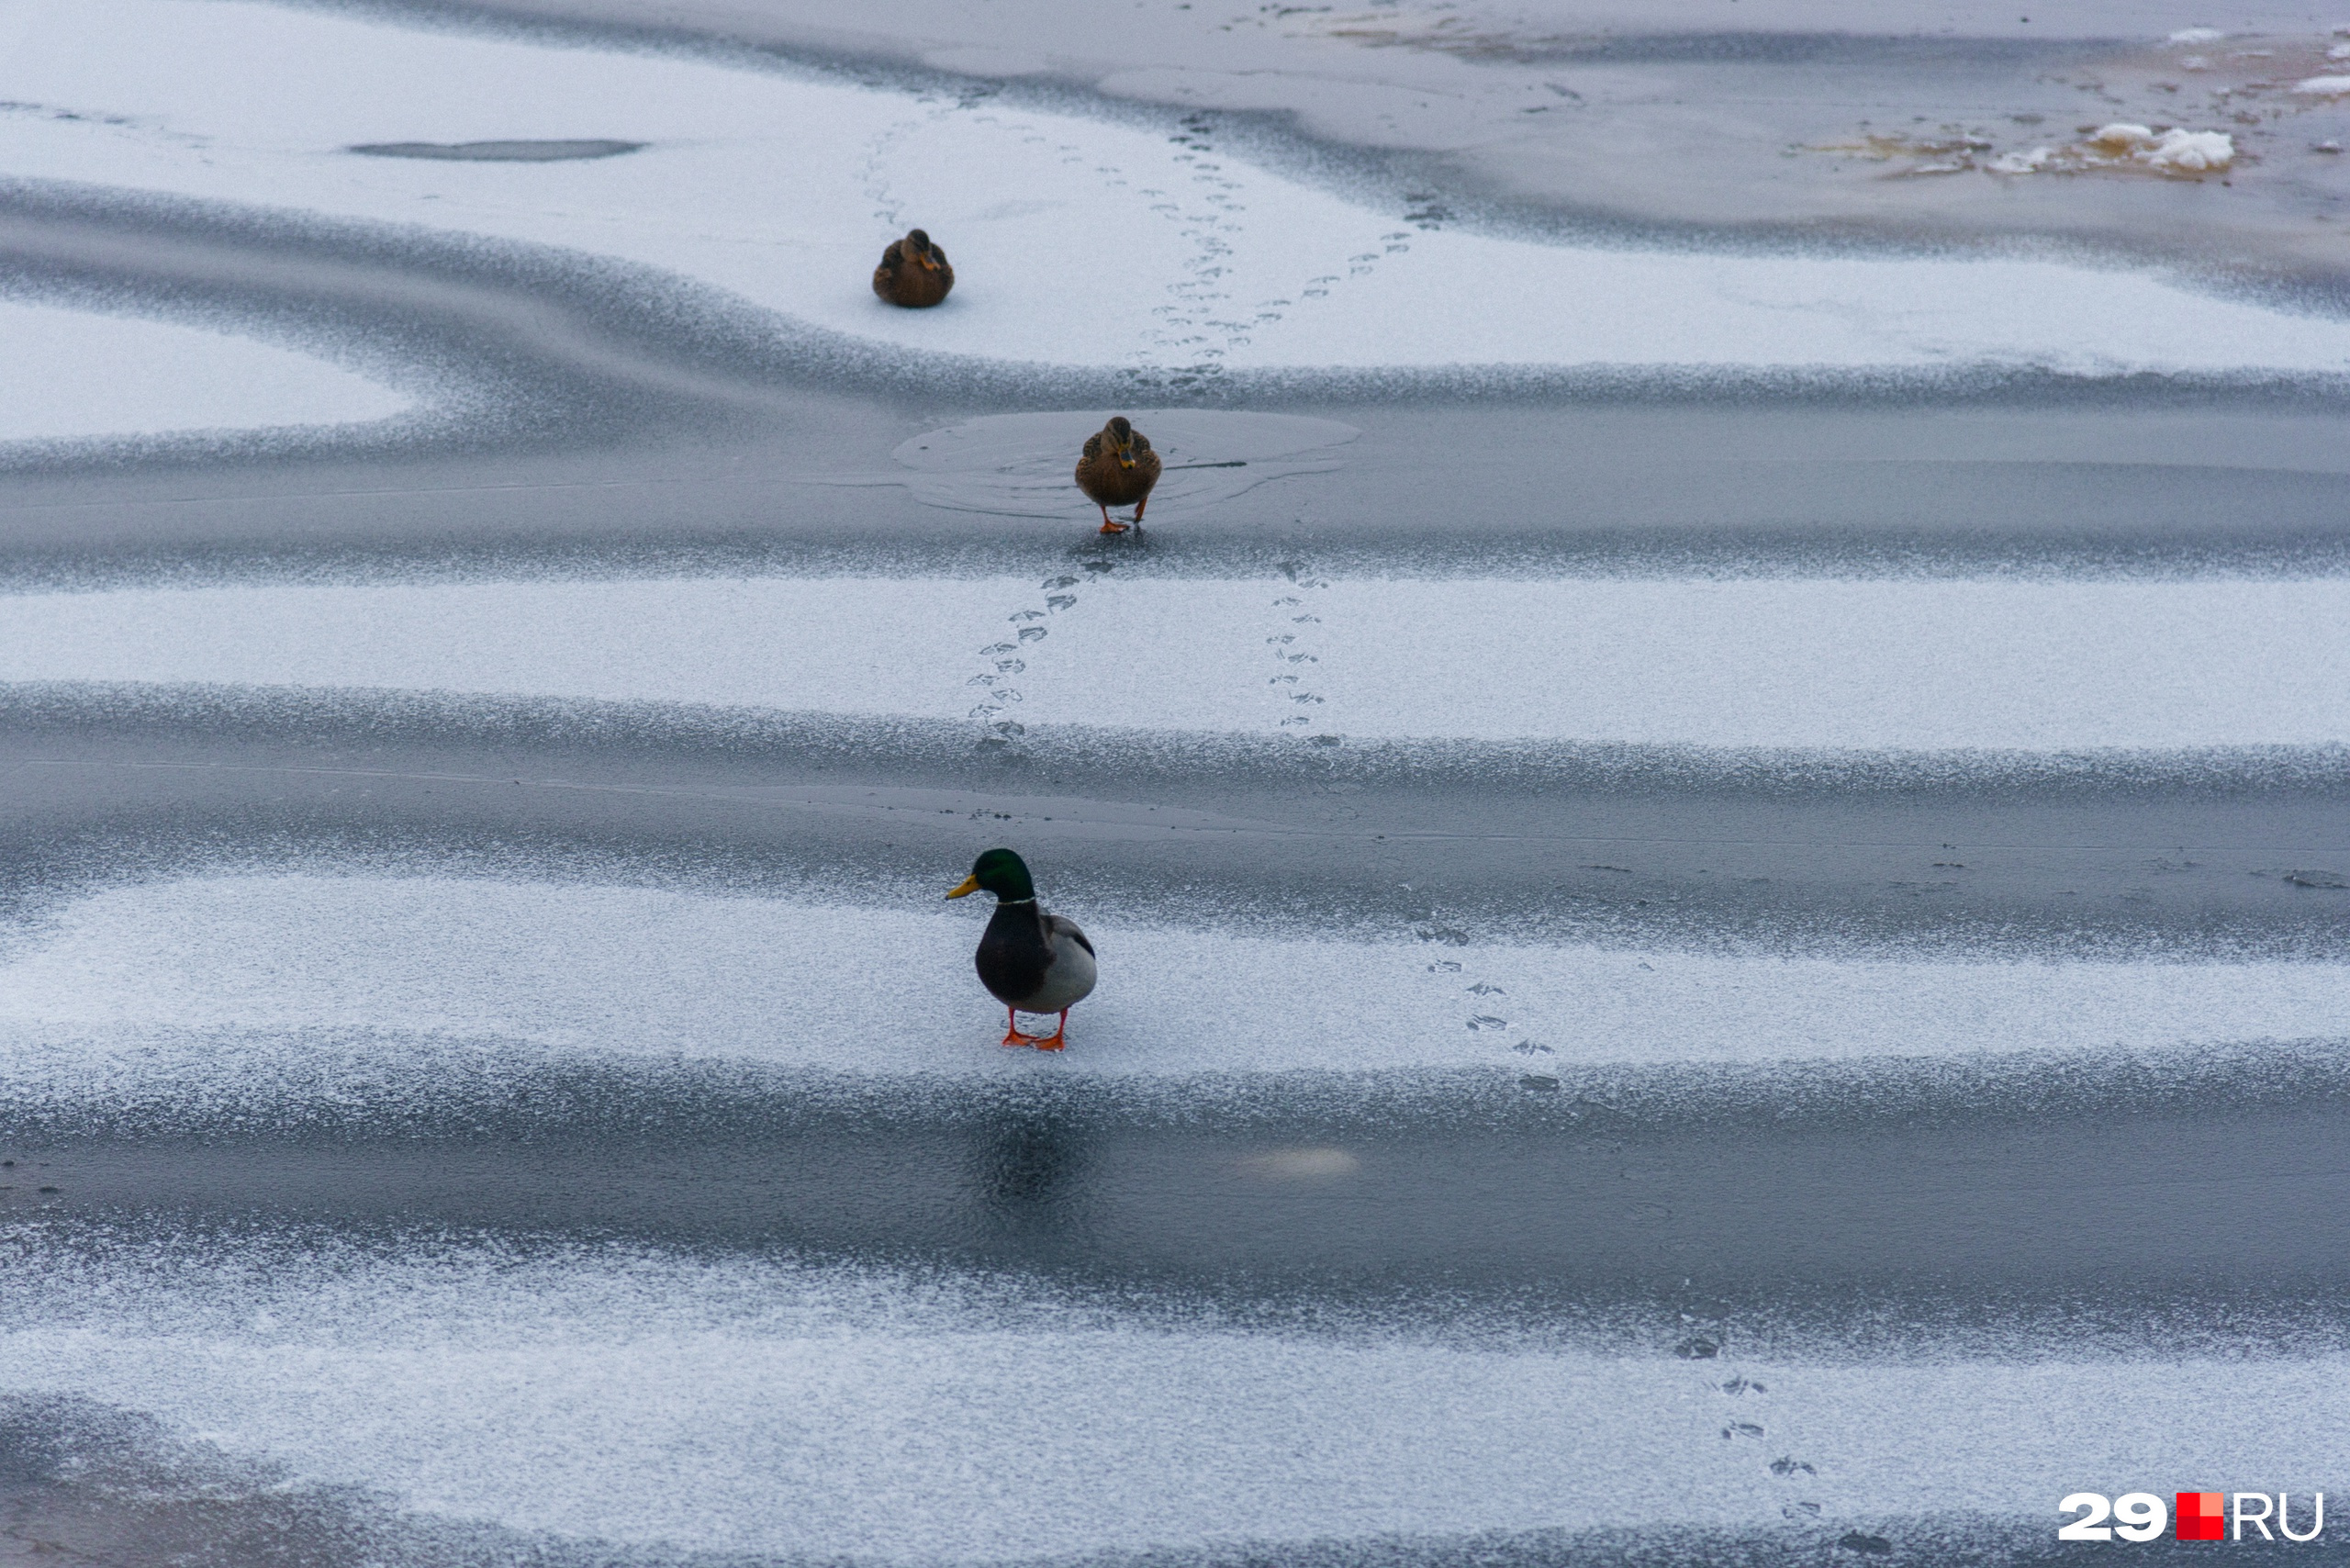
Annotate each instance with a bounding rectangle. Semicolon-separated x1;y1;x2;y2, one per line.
1706;1360;1832;1527
1266;558;1333;733
968;560;1122;751
1420;946;1548;1081
1146;110;1246;372
1145;111;1418;373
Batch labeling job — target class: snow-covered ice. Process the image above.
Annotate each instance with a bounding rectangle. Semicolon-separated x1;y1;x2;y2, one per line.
6;575;2348;749
6;0;2350;377
3;876;2344;1086
4;1237;2344;1558
0;297;412;443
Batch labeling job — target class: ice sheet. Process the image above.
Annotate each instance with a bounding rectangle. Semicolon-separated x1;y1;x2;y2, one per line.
0;297;412;442
3;1238;2343;1559
6;0;2350;376
4;876;2345;1085
890;409;1360;518
5;574;2348;749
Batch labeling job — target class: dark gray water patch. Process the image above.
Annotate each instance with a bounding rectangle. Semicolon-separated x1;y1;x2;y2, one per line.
16;380;2350;588
15;1039;2350;1359
12;1027;2350;1145
348;138;643;161
6;691;2350;959
15;680;2350;804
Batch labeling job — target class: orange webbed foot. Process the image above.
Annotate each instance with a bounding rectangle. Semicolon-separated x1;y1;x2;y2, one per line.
1098;521;1130;535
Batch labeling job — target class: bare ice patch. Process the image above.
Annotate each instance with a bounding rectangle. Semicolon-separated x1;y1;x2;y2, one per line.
0;298;411;444
888;409;1359;518
3;876;2346;1087
347;139;643;162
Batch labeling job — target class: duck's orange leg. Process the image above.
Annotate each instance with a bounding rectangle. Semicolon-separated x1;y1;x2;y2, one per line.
1000;1006;1035;1047
1030;1010;1070;1051
1131;495;1148;530
1097;503;1129;535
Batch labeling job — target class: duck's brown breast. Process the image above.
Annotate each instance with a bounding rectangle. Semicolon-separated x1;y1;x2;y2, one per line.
873;245;954;308
1075;444;1161;507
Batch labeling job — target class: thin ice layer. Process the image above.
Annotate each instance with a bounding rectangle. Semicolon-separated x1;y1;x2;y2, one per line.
3;877;2345;1085
6;0;2350;375
4;575;2348;748
0;298;411;442
3;1237;2344;1560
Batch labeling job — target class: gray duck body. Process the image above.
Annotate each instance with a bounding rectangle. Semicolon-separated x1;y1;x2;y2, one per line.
976;899;1098;1014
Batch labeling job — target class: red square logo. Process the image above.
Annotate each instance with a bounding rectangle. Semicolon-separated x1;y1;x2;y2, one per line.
2177;1492;2225;1540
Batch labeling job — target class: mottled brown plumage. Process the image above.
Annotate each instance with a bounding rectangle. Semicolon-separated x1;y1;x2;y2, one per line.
1073;416;1161;534
872;229;954;308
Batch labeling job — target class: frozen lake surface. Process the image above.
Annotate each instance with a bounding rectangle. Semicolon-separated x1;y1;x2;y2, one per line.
6;0;2350;1563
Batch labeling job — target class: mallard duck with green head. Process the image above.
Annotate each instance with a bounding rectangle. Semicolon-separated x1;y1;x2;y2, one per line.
946;847;1098;1049
1074;416;1161;534
873;229;954;308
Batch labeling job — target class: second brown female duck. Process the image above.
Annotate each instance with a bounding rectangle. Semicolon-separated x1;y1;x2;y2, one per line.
1073;416;1161;534
872;229;953;308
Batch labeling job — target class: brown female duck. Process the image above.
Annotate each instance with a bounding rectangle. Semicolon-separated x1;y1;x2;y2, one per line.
1074;416;1161;534
872;229;953;308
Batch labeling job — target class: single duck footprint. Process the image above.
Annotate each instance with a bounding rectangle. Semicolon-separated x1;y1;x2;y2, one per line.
1465;980;1510;1041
